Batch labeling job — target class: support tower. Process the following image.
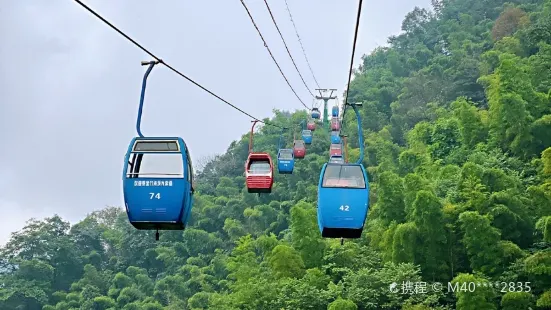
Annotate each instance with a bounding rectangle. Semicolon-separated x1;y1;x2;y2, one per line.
315;88;337;130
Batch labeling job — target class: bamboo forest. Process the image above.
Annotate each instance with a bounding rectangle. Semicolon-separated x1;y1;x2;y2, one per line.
2;0;551;309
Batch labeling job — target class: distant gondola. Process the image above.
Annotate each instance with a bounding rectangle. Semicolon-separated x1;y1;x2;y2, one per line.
307;120;316;131
332;105;339;117
329;155;344;164
277;148;295;174
330;143;343;157
245;120;274;193
331;131;341;144
331;117;340;131
302;129;313;144
311;108;321;119
293;139;306;159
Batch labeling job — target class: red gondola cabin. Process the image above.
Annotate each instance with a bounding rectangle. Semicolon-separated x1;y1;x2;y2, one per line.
245;153;274;193
330;143;342;157
307;120;316;131
294;140;306;159
331;117;340;131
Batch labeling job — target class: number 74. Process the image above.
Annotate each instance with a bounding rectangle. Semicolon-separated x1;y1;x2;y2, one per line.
149;193;161;199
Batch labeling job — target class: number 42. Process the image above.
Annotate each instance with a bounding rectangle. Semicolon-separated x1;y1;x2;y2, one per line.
340;205;349;211
149;193;161;199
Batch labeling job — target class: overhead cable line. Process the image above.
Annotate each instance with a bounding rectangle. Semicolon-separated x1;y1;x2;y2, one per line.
262;0;315;98
342;0;364;124
284;0;321;89
239;0;310;110
73;0;289;129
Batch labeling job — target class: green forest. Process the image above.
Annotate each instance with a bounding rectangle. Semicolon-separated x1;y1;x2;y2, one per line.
3;0;551;308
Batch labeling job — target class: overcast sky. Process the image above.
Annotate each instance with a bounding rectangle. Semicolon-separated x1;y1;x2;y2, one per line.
0;0;431;245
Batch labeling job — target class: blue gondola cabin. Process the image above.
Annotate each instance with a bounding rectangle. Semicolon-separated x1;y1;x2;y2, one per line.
311;108;321;119
332;106;339;117
302;130;313;144
123;137;194;230
277;148;295;174
317;163;369;238
331;131;341;144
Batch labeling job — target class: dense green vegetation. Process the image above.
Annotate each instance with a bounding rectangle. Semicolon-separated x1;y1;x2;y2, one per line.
3;0;551;308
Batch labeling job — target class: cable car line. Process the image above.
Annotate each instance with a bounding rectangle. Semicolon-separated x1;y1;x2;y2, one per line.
88;0;369;238
239;0;310;110
341;0;364;124
317;1;367;242
284;0;321;89
262;0;315;98
73;0;288;130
